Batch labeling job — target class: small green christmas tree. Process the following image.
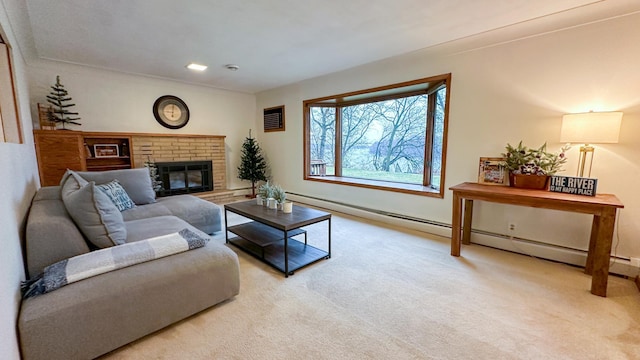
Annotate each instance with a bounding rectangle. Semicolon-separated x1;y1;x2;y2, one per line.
46;75;81;129
237;129;268;197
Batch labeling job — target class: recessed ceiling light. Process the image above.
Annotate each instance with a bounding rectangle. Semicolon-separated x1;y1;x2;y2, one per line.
186;63;207;71
225;64;240;71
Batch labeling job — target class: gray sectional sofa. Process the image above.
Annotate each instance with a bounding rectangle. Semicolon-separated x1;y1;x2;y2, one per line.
18;168;240;360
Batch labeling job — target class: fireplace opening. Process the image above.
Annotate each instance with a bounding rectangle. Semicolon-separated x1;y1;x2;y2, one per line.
156;161;213;197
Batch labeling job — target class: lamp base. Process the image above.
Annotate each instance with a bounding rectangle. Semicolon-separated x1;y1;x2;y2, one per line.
577;144;594;178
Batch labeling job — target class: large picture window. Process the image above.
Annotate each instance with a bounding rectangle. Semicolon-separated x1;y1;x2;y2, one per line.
304;74;450;197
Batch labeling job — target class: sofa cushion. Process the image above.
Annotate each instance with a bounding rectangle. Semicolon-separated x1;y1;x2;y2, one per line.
156;195;223;234
77;168;157;205
121;202;172;221
63;181;127;248
26;195;90;278
124;215;211;243
32;185;62;201
97;179;136;211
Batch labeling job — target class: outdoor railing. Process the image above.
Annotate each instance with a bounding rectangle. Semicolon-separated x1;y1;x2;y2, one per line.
310;160;327;176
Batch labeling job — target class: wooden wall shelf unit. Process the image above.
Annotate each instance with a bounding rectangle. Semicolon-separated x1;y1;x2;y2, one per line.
34;130;133;186
84;133;132;171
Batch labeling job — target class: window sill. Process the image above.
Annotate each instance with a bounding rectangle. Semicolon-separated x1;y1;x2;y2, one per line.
304;175;443;198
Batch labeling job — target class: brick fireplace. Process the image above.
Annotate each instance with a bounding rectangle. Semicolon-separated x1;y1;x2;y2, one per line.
131;134;226;192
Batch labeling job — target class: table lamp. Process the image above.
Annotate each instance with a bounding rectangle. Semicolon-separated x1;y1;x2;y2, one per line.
560;111;622;177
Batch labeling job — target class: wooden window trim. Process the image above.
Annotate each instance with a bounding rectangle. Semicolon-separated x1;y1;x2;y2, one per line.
423;93;436;186
0;35;23;144
303;74;450;198
334;106;342;177
305;175;442;197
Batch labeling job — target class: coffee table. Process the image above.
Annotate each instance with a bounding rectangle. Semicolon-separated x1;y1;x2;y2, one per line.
224;200;331;277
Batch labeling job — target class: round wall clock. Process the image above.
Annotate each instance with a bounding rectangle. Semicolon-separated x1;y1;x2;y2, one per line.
153;95;190;129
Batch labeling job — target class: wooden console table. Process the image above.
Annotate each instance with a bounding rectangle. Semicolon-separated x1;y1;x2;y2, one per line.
449;182;624;297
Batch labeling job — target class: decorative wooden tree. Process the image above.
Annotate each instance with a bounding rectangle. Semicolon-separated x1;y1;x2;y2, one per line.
144;157;163;192
46;75;81;129
237;130;268;197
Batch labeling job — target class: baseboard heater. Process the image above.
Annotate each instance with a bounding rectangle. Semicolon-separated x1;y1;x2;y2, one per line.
287;192;637;277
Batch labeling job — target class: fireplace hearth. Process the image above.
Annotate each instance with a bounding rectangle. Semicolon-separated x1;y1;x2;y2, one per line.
155;161;213;196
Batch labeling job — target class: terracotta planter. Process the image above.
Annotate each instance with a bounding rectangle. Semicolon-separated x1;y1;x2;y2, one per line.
509;173;550;190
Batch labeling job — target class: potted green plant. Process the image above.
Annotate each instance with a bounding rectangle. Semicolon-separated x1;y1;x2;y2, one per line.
272;184;286;210
502;141;570;189
257;181;273;206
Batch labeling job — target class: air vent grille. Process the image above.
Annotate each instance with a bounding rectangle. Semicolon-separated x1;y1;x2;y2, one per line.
263;105;285;132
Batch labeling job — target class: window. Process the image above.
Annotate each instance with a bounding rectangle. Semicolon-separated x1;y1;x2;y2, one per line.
304;74;450;197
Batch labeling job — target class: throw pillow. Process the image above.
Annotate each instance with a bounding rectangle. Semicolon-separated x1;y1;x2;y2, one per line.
62;181;127;248
60;170;88;199
59;168;73;187
76;168;157;205
97;179;136;211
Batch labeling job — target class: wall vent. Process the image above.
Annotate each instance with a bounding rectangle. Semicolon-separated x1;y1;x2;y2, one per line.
263;105;285;132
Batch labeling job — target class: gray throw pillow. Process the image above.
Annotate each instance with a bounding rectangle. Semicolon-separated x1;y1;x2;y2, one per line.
59;169;74;187
60;170;89;199
76;168;157;205
62;181;127;248
97;179;136;211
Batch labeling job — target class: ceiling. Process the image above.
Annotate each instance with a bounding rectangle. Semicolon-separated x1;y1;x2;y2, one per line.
18;0;640;94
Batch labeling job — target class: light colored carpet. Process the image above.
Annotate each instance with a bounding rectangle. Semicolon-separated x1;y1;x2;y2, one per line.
101;209;640;359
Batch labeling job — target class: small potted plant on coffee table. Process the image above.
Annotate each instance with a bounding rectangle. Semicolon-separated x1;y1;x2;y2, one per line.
272;184;286;210
257;181;273;206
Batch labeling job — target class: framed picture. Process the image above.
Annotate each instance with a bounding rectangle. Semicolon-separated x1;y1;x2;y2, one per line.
478;157;508;186
94;144;120;158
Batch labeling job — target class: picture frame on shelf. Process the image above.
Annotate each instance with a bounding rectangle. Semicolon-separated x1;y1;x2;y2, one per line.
94;144;120;158
478;157;508;186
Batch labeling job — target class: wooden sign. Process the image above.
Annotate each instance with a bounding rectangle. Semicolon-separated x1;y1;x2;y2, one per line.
549;175;597;196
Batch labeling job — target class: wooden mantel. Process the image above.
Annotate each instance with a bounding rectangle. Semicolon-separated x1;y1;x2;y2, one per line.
88;131;226;139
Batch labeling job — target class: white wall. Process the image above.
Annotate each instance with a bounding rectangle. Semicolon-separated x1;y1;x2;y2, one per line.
0;3;40;359
256;13;640;267
27;60;257;190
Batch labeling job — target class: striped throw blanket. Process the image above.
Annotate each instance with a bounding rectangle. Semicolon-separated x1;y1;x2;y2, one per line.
22;228;208;298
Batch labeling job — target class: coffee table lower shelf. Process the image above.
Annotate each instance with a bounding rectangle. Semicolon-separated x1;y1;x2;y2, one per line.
227;221;329;276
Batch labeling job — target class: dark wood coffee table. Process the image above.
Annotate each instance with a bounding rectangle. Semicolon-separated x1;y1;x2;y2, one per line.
224;200;331;277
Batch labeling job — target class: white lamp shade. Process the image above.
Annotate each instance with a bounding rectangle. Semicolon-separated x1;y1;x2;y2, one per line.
560;111;622;144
